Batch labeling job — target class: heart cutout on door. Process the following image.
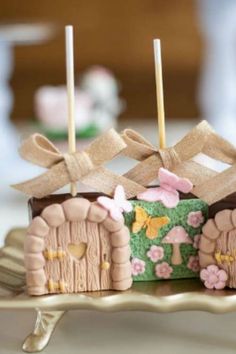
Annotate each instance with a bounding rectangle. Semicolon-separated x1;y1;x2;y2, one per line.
68;243;87;260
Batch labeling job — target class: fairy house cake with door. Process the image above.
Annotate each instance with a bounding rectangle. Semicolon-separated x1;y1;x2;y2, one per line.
25;195;132;295
17;129;137;295
12;30;236;296
14;118;236;295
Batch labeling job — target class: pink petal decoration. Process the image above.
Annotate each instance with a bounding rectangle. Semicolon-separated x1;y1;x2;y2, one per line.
97;185;132;221
147;245;164;262
200;265;228;290
97;196;122;221
137;188;179;208
131;258;146;276
114;185;133;213
158;168;193;193
137;168;193;208
187;211;204;228
155;262;173;279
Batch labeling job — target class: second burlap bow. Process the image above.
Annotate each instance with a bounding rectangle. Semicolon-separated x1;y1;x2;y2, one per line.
121;120;236;205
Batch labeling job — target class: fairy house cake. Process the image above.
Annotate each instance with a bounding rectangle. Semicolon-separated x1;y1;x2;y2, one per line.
124;168;208;281
11;31;236;295
16;129;137;295
25;196;132;295
11;115;236;295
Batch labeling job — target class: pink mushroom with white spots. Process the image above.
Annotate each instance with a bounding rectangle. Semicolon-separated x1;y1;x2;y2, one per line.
162;226;192;265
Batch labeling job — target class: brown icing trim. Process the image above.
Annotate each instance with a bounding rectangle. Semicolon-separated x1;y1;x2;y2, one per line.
182;191;236;218
28;189;236;221
26;197;132;295
29;188;236;220
28;193;102;219
208;192;236;218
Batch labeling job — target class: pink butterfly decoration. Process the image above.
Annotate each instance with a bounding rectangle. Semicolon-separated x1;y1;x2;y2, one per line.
137;168;193;208
97;185;133;221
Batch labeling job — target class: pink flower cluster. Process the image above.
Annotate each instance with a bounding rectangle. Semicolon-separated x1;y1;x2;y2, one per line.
155;262;173;279
200;265;228;290
147;245;164;262
187;211;204;228
131;258;146;276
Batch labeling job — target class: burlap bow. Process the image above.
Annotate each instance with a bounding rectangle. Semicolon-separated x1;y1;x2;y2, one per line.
12;129;146;199
121;120;236;205
12;121;236;205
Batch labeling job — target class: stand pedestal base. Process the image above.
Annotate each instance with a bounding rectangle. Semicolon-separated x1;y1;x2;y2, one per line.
22;310;65;353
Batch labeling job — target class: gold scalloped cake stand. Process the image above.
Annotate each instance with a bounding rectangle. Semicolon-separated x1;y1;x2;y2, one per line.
2;229;236;353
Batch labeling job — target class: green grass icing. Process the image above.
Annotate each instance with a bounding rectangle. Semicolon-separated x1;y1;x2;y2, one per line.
124;199;208;281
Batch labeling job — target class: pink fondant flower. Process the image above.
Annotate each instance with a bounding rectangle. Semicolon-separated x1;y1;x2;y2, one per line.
131;258;146;276
193;234;201;249
155;262;173;279
147;245;164;262
187;255;200;272
200;265;228;290
187;211;204;228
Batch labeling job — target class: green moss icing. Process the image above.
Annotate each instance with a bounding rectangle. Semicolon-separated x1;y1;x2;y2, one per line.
124;199;208;281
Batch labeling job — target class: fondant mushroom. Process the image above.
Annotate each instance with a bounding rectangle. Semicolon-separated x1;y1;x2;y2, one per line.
162;226;192;265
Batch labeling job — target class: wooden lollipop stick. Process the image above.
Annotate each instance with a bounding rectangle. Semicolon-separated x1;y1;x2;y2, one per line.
153;39;166;149
65;25;77;196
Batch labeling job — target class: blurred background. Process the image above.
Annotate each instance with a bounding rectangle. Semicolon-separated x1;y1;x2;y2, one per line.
2;0;236;139
3;0;202;122
2;0;236;234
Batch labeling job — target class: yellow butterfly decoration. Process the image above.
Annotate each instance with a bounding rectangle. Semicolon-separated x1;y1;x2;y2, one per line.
132;206;170;240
